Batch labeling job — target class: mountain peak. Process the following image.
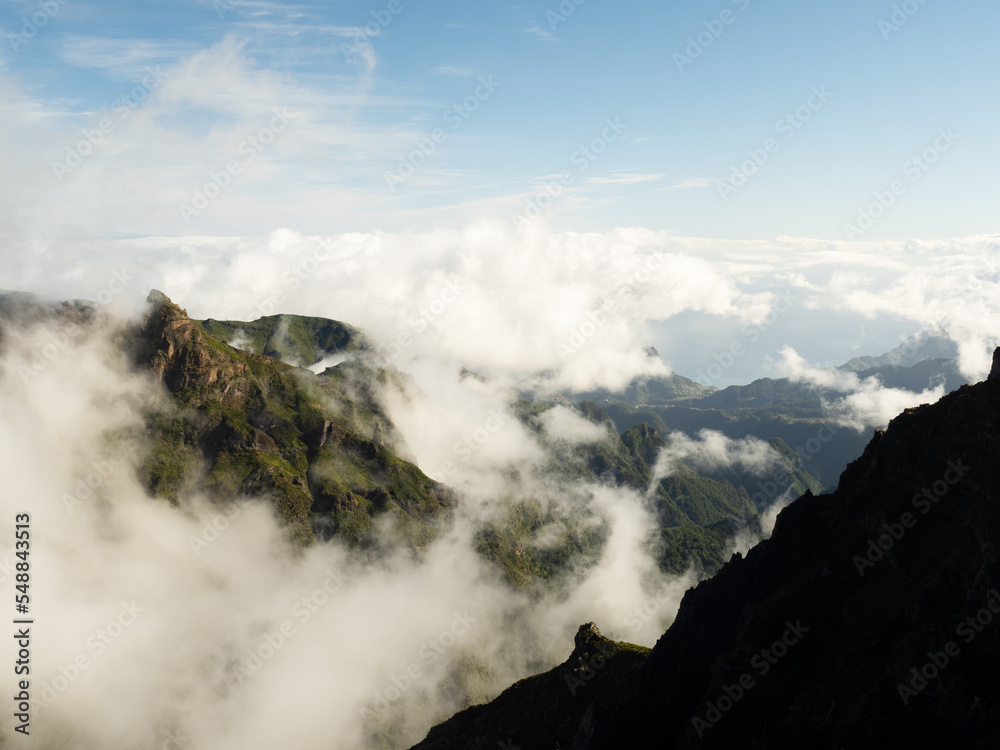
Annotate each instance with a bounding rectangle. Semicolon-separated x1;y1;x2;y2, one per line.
146;288;172;309
139;289;255;391
990;346;1000;382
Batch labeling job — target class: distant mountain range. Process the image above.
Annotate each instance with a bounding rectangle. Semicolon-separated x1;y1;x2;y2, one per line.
550;332;967;490
3;290;965;580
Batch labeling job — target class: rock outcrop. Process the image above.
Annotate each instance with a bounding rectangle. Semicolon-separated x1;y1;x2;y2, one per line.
410;623;648;750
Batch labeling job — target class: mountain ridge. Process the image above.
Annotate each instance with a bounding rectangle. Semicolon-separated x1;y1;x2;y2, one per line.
408;349;1000;749
577;348;1000;748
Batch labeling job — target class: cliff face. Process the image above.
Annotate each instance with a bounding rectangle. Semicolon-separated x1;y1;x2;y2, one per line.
580;350;1000;749
142;289;254;390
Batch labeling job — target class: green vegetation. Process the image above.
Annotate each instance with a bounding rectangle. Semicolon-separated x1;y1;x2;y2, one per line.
194;313;369;366
474;499;610;588
133;292;817;582
134;292;451;549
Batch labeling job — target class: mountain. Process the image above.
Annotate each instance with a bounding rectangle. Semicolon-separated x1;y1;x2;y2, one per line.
1;288;810;587
563;333;969;492
592;367;968;491
568;373;715;407
839;331;958;371
195;312;371;367
410;624;649;750
410;351;1000;749
0;289;783;585
132;290;453;548
550;347;716;408
851;357;966;394
476;401;793;585
139;293;824;580
597;401;864;490
578;349;1000;748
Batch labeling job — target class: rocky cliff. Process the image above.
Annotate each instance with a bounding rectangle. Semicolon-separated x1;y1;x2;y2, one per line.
579;349;1000;748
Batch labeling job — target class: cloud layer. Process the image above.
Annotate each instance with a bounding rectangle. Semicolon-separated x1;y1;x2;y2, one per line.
0;312;694;749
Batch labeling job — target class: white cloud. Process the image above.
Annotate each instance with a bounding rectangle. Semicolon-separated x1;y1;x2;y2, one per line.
525;25;556;42
0;310;693;748
4;226;998;400
584;173;665;186
434;64;475;77
648;429;783;493
58;36;199;79
539;405;611;445
778;345;947;429
663;177;726;190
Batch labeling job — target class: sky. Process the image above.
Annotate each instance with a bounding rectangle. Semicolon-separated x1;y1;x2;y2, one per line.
1;0;997;238
0;0;998;385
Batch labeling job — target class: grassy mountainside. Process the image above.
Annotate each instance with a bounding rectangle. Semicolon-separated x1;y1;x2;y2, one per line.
570;371;715;406
600;401;865;490
132;290;452;548
194;313;370;366
484;400;793;583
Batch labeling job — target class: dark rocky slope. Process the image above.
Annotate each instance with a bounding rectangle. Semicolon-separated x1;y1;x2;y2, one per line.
408;349;1000;749
410;624;649;750
579;348;1000;748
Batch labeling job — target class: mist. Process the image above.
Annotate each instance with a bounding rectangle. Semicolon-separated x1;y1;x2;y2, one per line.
778;345;947;429
0;307;692;750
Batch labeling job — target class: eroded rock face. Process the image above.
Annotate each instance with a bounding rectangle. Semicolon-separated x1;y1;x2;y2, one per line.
573;623;604;653
990;346;1000;382
142;289;253;392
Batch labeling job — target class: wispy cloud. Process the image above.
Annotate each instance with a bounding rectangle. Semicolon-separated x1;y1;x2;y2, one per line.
434;64;476;77
58;37;199;79
525;24;556;42
584;172;665;186
663;177;726;190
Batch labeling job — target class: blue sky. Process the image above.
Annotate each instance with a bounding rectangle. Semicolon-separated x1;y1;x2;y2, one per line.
1;0;998;390
1;0;996;239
